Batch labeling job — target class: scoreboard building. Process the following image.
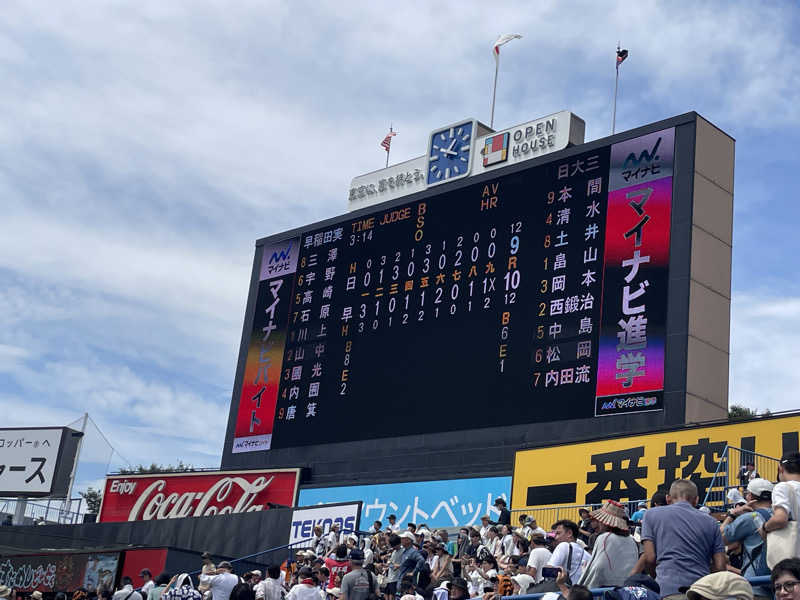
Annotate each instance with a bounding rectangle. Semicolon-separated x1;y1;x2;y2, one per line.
221;111;735;506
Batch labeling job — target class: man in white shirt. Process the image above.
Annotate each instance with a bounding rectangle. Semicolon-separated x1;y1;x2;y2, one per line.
139;570;154;598
113;577;143;600
386;514;400;532
545;521;590;583
325;523;343;554
478;516;491;543
526;537;553;583
255;566;284;600
199;561;240;600
286;567;324;600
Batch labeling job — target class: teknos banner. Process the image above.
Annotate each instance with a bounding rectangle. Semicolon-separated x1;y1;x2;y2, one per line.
289;502;361;548
99;468;300;522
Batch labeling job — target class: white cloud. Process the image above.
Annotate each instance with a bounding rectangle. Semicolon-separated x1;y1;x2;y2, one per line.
0;1;797;478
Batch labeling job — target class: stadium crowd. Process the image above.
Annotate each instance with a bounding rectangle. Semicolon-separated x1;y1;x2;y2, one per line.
8;451;800;600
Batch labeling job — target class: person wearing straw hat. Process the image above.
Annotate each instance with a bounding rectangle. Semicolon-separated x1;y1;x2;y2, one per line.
575;501;638;589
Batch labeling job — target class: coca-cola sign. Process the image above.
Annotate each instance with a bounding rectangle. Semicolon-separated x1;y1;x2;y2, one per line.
98;469;300;523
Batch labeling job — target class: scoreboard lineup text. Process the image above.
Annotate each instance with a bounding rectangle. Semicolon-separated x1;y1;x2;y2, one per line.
231;128;676;452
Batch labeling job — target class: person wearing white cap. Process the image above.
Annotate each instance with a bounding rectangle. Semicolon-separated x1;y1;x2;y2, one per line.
681;571;753;600
721;478;774;596
396;531;425;583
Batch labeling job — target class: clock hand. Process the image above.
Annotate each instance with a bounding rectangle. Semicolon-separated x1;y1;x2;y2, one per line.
441;138;458;156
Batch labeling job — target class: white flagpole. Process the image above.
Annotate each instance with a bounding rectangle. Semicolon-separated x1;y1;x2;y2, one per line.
491;57;499;129
385;124;392;168
612;42;620;134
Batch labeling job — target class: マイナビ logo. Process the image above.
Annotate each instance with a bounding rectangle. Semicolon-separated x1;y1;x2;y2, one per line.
622;136;662;168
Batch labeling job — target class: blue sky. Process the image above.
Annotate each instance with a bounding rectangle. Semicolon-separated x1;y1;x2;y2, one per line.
1;1;799;495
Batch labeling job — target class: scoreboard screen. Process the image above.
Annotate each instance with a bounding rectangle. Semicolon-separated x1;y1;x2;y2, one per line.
229;128;676;453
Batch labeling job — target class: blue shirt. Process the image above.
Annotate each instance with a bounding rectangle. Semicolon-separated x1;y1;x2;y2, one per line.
397;546;425;581
723;508;772;579
631;509;647;523
640;501;725;598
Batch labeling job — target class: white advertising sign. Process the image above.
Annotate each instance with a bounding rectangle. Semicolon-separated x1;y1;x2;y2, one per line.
0;428;64;495
348;156;427;212
347;111;584;211
471;110;585;175
289;501;361;547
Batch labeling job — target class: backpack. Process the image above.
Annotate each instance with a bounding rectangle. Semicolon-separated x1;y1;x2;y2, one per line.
230;581;255;600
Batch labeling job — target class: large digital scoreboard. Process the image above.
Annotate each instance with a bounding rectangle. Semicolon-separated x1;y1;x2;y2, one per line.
226;126;677;454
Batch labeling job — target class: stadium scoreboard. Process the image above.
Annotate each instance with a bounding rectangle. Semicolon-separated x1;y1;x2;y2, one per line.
227;126;677;453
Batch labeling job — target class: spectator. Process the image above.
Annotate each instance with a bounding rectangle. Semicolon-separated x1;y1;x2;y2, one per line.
310;526;325;557
577;509;594;545
163;575;202;600
650;491;668;508
639;479;726;598
114;578;143;600
466;556;497;596
489;498;511;527
140;570;155;598
511;573;534;595
431;545;454;584
254;566;284;600
387;514;400;532
771;558;800;600
339;550;376;600
683;571;753;600
326;524;343;554
544;520;591;584
527;517;547;538
740;462;759;487
762;452;800;561
251;572;262;588
438;530;457;557
325;546;351;589
286;568;324;600
721;478;773;596
367;521;382;535
499;525;514;556
384;534;403;599
407;524;417;534
483;527;501;558
0;586;11;600
631;502;648;523
478;516;491;543
149;573;172;600
198;562;240;600
447;577;468;600
577;501;638;589
527;536;552;584
231;574;255;600
396;531;425;584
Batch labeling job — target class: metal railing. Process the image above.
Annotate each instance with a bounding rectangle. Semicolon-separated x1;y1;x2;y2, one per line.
702;445;780;509
510;500;647;529
500;576;771;600
0;497;84;525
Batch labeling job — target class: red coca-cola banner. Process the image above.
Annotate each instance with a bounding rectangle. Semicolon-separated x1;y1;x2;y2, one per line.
98;468;300;523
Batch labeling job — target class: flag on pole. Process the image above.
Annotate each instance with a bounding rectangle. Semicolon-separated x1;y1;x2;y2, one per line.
493;33;522;64
381;130;397;152
616;47;629;67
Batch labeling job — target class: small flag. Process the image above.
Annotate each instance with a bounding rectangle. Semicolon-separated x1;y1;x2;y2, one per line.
381;130;397;152
616;48;629;67
493;33;522;64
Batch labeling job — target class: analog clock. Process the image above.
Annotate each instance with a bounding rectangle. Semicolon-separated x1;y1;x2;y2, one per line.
427;119;476;186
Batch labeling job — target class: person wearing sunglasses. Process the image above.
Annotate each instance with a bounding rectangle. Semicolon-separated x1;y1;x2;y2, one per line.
772;558;800;600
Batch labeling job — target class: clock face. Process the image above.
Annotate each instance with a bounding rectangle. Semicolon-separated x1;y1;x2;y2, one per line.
427;120;475;185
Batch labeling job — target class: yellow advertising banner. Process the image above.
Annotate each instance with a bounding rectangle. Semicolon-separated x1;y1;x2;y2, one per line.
512;414;800;510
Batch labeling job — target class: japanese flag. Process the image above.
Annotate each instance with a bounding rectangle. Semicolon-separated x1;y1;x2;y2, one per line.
493;34;522;64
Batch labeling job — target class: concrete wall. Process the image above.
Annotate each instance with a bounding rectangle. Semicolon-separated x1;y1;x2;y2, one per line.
685;117;734;423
